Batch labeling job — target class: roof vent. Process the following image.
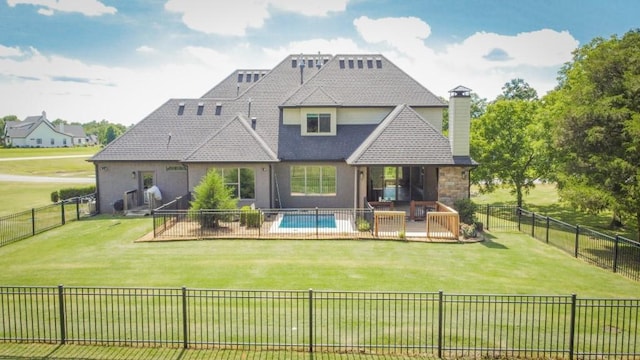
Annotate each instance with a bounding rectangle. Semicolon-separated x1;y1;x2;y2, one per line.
197;102;204;115
177;102;185;116
339;57;345;69
375;58;382;69
348;58;354;69
237;72;244;83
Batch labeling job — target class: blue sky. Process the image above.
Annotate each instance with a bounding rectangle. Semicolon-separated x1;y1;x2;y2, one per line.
1;0;638;125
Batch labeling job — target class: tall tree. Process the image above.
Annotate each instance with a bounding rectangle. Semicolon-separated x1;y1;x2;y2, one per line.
1;115;18;146
497;78;538;101
470;98;552;207
551;30;640;238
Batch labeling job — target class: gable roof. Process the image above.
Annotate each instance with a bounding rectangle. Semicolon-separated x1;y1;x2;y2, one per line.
282;55;446;108
347;104;454;165
61;124;86;138
91;54;460;165
183;115;278;163
4;113;72;139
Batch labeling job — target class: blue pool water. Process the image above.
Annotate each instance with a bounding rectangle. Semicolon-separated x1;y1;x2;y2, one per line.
279;214;337;229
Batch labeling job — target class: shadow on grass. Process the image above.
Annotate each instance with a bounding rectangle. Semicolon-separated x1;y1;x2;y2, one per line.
478;232;508;249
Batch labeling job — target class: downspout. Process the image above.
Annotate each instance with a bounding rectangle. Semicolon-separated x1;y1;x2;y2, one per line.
353;167;358;209
94;162;100;213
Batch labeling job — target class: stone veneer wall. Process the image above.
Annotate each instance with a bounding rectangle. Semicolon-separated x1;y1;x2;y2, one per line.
438;167;470;206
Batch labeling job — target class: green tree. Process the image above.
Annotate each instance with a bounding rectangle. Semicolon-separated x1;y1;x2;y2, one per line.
103;125;121;144
470;98;552;207
496;78;538;101
83;119;127;145
1;115;18;146
190;169;238;228
551;29;640;237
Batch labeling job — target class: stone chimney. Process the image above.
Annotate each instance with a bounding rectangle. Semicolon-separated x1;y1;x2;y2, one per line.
448;85;471;156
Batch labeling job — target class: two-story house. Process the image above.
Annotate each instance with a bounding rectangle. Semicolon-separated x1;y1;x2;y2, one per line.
90;54;475;214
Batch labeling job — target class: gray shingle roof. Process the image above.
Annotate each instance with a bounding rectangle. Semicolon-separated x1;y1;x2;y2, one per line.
347;104;455;165
91;54;460;165
201;69;270;98
282;55;446;107
61;124;86;138
183;115;278;163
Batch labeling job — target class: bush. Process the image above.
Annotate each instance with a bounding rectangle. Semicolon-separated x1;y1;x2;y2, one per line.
190;170;238;228
240;206;263;228
454;198;478;225
356;217;371;232
51;185;96;203
460;223;478;239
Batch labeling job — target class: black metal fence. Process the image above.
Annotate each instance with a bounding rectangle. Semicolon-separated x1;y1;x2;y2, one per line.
152;208;379;240
0;194;97;248
477;205;640;282
0;286;637;359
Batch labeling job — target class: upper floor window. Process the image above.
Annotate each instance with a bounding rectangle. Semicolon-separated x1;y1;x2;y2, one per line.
306;113;331;134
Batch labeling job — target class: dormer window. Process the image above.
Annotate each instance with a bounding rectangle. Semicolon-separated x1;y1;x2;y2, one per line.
237;72;244;82
215;103;222;115
197;102;204;115
306;113;331;134
177;103;185;115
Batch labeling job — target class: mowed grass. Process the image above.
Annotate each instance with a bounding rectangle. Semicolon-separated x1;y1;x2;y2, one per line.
0;215;637;297
0;146;99;158
472;183;638;240
0;147;98;216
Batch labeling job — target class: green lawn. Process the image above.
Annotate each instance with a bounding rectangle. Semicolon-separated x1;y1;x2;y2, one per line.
0;146;99;158
0;147;97;215
0;215;636;297
472;183;638;240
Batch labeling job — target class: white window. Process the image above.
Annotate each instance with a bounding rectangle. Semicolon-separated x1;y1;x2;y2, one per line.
306;113;331;134
216;168;255;199
290;166;336;196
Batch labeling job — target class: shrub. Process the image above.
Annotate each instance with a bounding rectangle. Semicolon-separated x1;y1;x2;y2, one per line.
356;217;371;232
454;198;478;225
460;223;478;239
190;170;238;228
51;185;96;203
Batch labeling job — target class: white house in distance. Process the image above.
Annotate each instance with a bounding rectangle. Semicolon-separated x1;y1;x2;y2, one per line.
3;111;88;147
90;54;476;214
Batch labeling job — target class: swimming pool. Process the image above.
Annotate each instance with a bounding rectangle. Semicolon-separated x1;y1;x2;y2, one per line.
278;214;337;229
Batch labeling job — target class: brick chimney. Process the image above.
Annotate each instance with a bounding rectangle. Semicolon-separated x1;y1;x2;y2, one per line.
448;85;471;156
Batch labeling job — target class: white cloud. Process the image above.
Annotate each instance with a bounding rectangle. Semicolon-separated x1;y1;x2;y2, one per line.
0;44;23;57
136;45;156;53
7;0;117;16
165;0;349;36
353;16;578;99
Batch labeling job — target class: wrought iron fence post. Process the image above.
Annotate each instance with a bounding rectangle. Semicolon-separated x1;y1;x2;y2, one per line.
531;212;535;237
546;216;550;243
438;290;443;359
569;294;577;360
574;225;580;258
613;235;619;273
308;289;314;354
182;286;188;349
517;207;522;232
485;205;490;230
58;284;66;344
75;197;80;220
315;207;319;240
61;201;65;226
32;208;36;236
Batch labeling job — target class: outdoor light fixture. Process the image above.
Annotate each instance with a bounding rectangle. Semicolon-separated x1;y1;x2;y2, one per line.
461;170;467;179
131;171;136;179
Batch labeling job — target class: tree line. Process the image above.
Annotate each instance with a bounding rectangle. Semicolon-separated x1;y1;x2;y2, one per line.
468;29;640;240
0;116;128;146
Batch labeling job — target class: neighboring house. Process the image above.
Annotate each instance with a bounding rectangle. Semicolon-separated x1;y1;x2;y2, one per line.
4;111;87;147
90;54;475;214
